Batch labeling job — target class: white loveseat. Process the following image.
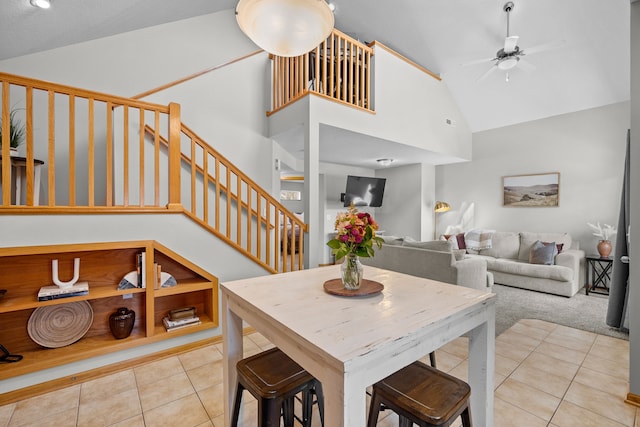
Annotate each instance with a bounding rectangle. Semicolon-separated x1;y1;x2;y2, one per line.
464;231;584;297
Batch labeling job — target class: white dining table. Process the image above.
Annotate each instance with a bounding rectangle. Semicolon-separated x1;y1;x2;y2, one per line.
221;265;496;427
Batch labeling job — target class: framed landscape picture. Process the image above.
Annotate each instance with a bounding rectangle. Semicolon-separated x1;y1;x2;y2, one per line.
503;172;560;207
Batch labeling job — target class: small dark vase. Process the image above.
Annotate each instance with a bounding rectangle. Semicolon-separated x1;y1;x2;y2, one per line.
109;307;135;339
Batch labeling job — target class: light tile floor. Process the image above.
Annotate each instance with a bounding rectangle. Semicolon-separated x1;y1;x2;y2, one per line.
0;319;637;427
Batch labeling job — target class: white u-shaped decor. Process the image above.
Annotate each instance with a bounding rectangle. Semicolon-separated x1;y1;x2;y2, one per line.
52;258;80;289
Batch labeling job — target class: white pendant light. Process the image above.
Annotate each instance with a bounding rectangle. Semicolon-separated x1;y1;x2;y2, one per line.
30;0;51;8
236;0;334;57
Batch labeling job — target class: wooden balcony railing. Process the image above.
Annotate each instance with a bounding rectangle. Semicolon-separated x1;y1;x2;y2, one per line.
0;71;305;273
269;29;374;114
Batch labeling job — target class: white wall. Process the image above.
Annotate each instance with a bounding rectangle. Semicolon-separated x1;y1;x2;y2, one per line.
280;180;304;212
437;102;630;252
375;163;436;241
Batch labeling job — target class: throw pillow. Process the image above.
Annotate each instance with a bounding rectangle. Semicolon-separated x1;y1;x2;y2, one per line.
529;240;558;265
543;241;564;254
464;229;494;250
447;234;459;250
455;233;467;251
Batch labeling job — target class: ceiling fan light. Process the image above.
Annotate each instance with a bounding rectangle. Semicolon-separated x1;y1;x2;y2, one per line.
30;0;51;8
236;0;334;57
497;56;518;70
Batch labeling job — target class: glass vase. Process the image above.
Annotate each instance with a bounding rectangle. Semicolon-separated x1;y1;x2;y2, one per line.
341;253;363;290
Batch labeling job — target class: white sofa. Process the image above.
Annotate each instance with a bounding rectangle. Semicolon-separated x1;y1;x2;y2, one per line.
464;231;584;297
360;239;492;292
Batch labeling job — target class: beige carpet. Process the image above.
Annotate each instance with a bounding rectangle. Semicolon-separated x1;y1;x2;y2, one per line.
493;284;628;340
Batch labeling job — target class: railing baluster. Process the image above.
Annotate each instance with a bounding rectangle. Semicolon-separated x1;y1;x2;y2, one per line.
203;151;209;224
26;87;34;206
123;105;129;207
106;102;113;207
257;194;262;261
88;98;95;206
191;137;196;214
68;95;76;207
226;167;231;238
48;90;55;206
215;157;220;231
154;110;160;206
138;107;145;207
355;46;361;107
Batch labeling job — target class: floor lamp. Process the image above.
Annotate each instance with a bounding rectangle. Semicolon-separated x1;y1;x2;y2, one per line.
434;201;451;240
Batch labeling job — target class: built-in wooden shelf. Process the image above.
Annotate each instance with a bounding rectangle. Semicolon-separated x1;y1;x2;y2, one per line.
0;240;218;381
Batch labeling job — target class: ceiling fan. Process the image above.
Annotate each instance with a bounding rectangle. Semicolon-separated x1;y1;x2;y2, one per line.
464;1;563;82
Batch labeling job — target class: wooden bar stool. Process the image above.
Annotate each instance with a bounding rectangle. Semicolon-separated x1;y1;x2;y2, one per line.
367;361;472;427
231;347;324;427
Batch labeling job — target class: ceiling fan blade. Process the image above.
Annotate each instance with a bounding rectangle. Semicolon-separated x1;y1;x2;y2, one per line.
504;35;519;53
517;58;536;72
461;56;496;67
521;39;565;56
476;65;497;82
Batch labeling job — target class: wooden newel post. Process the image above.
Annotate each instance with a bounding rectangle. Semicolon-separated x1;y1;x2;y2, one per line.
167;102;182;209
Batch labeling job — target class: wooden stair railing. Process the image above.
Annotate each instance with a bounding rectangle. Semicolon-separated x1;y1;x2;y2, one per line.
144;124;306;273
269;28;374;115
0;72;181;210
0;71;306;273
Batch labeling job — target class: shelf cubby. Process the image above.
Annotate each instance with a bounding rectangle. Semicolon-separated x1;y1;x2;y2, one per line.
0;240;218;381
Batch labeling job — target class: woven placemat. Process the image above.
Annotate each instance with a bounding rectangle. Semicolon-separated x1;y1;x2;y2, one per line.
27;301;94;348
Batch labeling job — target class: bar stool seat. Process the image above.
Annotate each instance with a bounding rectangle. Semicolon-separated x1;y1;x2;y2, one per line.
367;361;471;427
231;347;323;427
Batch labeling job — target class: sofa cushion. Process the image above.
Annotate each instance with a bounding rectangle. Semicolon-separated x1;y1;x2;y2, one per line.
518;232;572;261
403;240;453;252
529;240;558;265
453;249;466;261
492;259;573;282
479;231;520;259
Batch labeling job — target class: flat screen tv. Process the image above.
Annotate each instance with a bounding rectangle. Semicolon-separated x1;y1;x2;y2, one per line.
343;175;386;207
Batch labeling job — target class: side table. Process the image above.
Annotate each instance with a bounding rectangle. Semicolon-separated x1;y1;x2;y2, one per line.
0;155;44;205
584;255;613;296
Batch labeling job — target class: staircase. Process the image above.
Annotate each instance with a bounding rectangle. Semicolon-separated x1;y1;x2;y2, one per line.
0;71;306;273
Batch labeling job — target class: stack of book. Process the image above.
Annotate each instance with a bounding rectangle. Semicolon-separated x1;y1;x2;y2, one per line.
162;306;200;331
38;282;89;301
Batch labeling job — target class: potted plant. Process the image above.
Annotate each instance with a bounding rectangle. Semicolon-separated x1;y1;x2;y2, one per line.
0;107;26;156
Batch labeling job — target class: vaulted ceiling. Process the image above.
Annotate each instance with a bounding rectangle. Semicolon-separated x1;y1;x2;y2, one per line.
0;0;630;134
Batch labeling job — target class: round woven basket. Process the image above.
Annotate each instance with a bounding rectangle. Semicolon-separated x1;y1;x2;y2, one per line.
27;301;94;348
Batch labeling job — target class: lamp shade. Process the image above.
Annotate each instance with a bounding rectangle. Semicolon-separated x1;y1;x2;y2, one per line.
434;201;450;213
236;0;334;57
